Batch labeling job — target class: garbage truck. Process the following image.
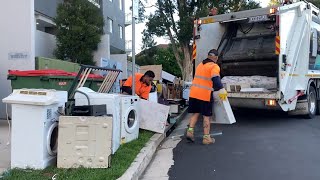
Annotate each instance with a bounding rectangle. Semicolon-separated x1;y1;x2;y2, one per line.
193;1;320;118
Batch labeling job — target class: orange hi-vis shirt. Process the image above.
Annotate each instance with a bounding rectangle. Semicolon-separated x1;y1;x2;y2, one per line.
123;73;152;99
189;61;220;102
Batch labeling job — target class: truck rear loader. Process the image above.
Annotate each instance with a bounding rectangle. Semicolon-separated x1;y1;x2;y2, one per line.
194;1;320;118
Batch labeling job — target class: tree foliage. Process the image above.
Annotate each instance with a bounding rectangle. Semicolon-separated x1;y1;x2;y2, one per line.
142;0;260;80
136;47;157;66
130;1;146;23
309;0;320;8
268;0;280;6
136;45;182;77
155;47;182;78
54;0;104;65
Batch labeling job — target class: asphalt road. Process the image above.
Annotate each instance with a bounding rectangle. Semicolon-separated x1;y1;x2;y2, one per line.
168;110;320;180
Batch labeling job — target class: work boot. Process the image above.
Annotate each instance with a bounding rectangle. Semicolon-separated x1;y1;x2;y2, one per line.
202;135;215;145
186;127;195;142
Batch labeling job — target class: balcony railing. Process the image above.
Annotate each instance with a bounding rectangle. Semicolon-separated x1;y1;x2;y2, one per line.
87;0;101;8
125;13;132;26
126;40;132;52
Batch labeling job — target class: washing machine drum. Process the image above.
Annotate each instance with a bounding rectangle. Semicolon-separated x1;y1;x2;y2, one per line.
47;122;58;156
125;108;138;133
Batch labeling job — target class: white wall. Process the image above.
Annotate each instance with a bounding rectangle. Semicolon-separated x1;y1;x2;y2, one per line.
35;30;56;58
110;54;128;79
127;61;140;79
0;0;35;119
93;34;111;67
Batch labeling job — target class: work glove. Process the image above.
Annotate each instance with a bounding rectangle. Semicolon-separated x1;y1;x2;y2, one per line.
218;88;228;101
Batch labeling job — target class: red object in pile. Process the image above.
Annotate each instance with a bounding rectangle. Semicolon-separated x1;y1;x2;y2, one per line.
8;69;104;79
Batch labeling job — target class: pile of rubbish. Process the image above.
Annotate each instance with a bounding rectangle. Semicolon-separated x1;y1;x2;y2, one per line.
221;76;277;91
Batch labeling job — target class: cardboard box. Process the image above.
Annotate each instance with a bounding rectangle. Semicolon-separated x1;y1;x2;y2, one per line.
140;65;162;81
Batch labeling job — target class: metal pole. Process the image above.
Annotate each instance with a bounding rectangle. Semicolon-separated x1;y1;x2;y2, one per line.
131;1;136;96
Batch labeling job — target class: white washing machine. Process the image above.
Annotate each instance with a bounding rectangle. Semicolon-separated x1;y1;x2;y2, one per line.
74;87;121;154
119;95;140;144
2;89;67;169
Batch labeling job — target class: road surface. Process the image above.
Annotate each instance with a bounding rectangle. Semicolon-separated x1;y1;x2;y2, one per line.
142;109;320;180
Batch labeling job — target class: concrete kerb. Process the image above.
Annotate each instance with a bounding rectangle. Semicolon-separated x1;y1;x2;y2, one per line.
117;107;188;180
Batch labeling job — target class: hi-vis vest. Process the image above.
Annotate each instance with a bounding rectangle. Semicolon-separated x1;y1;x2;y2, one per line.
189;62;220;102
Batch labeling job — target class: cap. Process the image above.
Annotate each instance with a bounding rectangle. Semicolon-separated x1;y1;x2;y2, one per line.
208;49;218;56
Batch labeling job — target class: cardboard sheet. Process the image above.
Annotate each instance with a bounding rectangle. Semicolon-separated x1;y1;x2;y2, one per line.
139;65;162;81
212;92;236;124
139;99;170;134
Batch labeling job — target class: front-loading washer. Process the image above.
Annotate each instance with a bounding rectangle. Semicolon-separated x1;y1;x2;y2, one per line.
2;89;67;169
119;95;140;144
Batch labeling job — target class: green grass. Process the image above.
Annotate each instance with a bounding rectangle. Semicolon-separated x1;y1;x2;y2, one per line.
1;130;154;180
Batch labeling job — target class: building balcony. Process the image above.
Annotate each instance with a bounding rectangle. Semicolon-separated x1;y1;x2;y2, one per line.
87;0;101;8
126;40;132;53
125;13;132;26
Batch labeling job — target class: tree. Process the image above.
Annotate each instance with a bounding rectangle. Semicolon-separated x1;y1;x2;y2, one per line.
143;0;260;80
269;0;280;6
135;45;182;77
130;1;146;23
154;47;182;77
54;0;104;65
309;0;320;8
135;46;158;66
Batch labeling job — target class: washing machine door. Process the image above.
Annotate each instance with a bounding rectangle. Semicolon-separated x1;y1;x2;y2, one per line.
46;122;58;156
124;107;138;134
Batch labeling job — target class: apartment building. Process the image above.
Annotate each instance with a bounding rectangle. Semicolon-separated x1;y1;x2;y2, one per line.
0;0;129;118
34;0;126;57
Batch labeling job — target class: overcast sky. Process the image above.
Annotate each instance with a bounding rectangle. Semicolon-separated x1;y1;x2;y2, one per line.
125;0;270;55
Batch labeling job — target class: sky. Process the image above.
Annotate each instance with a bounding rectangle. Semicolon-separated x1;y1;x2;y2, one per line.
125;0;270;55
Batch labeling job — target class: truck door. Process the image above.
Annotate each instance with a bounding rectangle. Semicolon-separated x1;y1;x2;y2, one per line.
309;28;320;70
278;3;310;111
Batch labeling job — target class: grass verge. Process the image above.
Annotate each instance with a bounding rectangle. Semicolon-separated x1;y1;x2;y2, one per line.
1;130;154;180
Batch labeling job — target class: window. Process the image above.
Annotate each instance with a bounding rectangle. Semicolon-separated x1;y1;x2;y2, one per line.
309;28;320;70
119;0;123;11
119;25;123;39
108;18;113;33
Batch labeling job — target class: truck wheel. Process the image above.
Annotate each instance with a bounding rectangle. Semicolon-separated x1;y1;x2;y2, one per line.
306;86;317;119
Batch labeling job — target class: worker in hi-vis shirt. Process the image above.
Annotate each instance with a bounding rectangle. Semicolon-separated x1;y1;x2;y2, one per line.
121;70;155;100
186;49;227;145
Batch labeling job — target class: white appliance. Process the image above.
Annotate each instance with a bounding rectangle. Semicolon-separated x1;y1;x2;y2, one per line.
182;81;192;100
2;89;67;169
57;116;113;169
162;71;176;82
148;92;158;103
74;87;121;154
119;95;140;144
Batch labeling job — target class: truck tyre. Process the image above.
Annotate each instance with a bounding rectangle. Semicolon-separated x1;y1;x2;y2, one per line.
306;86;317;119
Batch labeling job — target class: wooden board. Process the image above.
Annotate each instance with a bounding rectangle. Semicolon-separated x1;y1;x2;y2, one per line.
139;99;170;134
139;65;162;80
212;92;236;124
